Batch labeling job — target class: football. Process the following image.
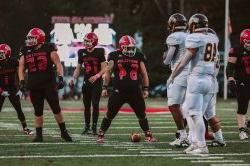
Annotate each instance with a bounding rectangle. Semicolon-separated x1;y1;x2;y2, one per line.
130;132;141;142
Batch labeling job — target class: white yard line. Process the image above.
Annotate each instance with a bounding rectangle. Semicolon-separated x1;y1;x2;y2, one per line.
0;154;187;159
191;160;244;163
173;156;224;160
140;151;182;154
128;149;172;151
0;126;240;130
211;164;250;166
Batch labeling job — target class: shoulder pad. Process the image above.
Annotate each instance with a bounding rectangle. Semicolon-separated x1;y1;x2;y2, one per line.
185;34;202;48
167;33;180;45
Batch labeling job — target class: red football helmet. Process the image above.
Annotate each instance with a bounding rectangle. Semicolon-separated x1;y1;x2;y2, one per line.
119;35;136;57
0;44;11;61
26;28;46;46
83;32;98;49
240;29;250;50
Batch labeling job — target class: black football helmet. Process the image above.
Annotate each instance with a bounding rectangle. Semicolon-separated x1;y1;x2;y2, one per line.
168;13;187;33
188;14;208;33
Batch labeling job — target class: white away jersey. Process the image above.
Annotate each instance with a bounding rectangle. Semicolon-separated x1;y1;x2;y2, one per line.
185;32;219;77
166;31;189;86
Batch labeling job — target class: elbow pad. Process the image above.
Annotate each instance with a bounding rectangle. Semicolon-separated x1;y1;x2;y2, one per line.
226;62;235;78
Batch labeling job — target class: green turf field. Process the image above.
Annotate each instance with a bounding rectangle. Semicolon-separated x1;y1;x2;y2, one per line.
0;98;250;166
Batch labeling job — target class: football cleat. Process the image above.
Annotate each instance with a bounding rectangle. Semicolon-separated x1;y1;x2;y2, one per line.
239;130;248;140
184;143;198;153
96;132;104;144
61;130;73;142
32;136;43;142
144;131;157;142
92;124;97;135
186;146;209;155
23;128;34;135
211;140;226;147
82;127;92;135
169;138;189;147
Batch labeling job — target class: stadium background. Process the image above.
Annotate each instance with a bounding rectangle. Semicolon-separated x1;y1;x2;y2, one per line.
0;0;250;98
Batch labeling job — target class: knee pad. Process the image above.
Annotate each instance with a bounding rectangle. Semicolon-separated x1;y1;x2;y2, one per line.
34;109;43;117
208;116;221;132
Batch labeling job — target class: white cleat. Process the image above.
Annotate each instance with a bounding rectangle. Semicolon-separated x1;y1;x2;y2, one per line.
184;143;198;153
169;138;180;146
239;131;248;140
186;146;209;155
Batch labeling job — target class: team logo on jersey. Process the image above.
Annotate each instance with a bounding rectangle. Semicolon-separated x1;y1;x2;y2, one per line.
119;54;122;57
82;53;87;56
27;50;31;53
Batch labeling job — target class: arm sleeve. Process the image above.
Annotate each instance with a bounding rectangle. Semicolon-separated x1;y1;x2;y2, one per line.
100;48;106;62
77;50;83;64
226;47;238;78
166;34;181;46
107;52;114;62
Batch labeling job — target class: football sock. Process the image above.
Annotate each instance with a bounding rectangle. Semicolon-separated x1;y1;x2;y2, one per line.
36;127;42;137
84;109;91;128
213;129;224;141
192;115;206;147
92;110;99;127
21;122;27;129
58;122;66;132
100;117;112;133
186;115;194;142
139;118;150;132
178;129;187;140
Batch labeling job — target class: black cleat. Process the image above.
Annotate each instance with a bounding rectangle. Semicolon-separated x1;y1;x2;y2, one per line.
82;128;92;135
61;130;73;142
23;128;34;135
211;140;226;147
92;127;97;135
32;136;43;142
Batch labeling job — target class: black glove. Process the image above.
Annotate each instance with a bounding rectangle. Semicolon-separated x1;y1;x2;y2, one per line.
20;80;26;93
57;76;65;89
228;79;237;95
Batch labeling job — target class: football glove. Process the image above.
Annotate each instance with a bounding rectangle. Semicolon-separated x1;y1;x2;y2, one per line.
228;79;237;91
19;80;26;93
57;76;65;89
16;90;22;99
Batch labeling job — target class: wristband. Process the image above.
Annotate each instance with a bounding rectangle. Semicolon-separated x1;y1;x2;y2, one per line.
143;86;149;91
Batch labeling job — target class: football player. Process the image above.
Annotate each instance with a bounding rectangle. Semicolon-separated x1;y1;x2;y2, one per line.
70;32;107;135
168;14;219;154
18;28;72;142
226;29;250;140
163;13;189;147
184;28;226;147
0;44;33;135
97;35;157;143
